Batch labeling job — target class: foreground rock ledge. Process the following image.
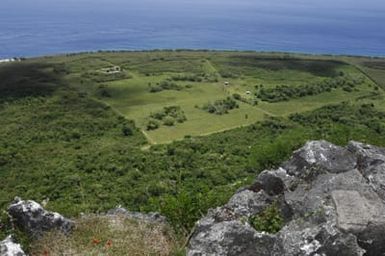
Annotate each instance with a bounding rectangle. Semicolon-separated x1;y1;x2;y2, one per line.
188;140;385;256
0;236;26;256
8;197;74;239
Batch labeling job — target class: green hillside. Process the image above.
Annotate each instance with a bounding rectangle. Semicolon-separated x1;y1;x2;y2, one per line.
1;51;385;252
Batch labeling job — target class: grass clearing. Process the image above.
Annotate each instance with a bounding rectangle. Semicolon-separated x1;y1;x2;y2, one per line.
67;51;377;144
1;51;382;145
30;215;182;256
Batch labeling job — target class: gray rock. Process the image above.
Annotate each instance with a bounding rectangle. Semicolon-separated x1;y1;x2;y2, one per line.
225;190;272;217
188;141;385;256
8;197;74;238
0;236;26;256
188;220;279;256
278;216;365;256
349;141;385;201
256;168;290;196
332;190;385;233
283;140;357;177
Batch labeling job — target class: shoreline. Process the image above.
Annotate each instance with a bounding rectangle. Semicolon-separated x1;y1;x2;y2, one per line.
2;49;385;61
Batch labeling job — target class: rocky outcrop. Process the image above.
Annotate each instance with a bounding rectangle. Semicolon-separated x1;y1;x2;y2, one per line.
188;140;385;256
0;236;26;256
8;197;74;238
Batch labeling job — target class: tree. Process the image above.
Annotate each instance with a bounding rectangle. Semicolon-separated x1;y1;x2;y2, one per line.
122;126;133;136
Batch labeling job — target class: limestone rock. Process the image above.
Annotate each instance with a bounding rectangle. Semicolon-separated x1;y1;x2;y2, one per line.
188;220;278;256
225;189;272;218
188;140;385;255
348;141;385;201
0;236;25;256
283;140;357;177
8;198;74;238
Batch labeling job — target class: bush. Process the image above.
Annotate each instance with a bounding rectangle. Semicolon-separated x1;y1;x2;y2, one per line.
342;86;353;92
232;93;241;100
163;117;175;126
171;74;202;82
149;80;182;93
147;119;160;130
202;97;239;115
149;86;163;93
122;126;133;136
148;106;187;128
249;203;284;234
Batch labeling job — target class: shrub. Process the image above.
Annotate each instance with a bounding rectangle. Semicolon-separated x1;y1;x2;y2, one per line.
171;74;202;82
202;97;239;115
148;106;187;128
149;80;182;93
163;116;175;126
149;86;163;93
249;203;284;234
342;86;353;92
232;93;241;100
147;119;160;130
122;126;133;136
98;88;111;98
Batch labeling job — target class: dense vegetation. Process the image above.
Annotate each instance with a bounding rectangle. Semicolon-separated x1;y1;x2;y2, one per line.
171;72;219;83
202;97;239;115
2;90;385;239
256;75;366;102
1;51;385;253
212;55;346;78
149;80;183;93
147;106;187;130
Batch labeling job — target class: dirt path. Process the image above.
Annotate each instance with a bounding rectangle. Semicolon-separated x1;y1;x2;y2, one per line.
204;59;219;74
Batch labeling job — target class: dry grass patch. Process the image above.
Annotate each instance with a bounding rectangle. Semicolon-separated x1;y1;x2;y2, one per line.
30;215;182;256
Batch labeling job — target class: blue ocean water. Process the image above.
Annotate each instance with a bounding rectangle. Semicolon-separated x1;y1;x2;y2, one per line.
0;0;384;58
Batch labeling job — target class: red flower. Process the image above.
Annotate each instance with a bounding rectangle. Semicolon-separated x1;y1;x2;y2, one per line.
105;240;112;249
92;238;101;245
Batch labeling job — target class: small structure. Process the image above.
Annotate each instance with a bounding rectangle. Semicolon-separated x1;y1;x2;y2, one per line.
224;81;229;86
101;66;121;74
0;58;17;64
245;91;251;95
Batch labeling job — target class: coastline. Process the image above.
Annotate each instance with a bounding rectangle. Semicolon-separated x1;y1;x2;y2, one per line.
3;49;385;62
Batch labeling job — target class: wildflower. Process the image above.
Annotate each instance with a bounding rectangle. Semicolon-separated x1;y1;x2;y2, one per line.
105;240;112;249
92;238;101;245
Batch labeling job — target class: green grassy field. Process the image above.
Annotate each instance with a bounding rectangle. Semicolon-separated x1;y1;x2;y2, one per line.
26;51;380;144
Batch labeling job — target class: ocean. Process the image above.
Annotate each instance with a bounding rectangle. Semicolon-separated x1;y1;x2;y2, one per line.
0;0;384;58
